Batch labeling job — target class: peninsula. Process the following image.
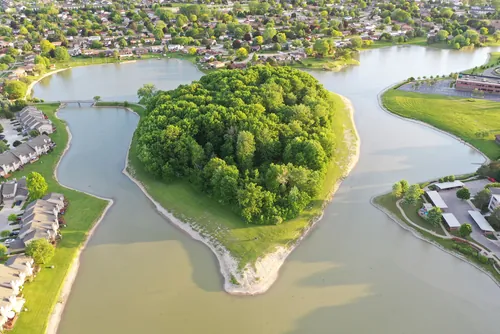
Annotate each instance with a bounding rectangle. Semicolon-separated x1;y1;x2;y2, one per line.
129;66;359;293
374;53;500;285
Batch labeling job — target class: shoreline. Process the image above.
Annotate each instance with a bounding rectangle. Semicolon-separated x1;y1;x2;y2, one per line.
45;105;114;334
25;68;70;99
370;195;500;289
121;95;360;295
376;84;490;165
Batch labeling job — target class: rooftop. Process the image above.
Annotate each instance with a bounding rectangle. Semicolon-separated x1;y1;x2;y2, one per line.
468;210;495;232
457;73;500;85
426;191;448;209
442;213;461;228
434;181;464;190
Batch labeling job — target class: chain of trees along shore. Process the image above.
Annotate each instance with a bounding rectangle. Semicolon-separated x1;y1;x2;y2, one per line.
136;66;342;225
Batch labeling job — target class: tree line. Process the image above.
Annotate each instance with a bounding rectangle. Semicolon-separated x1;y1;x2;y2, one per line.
136;66;342;225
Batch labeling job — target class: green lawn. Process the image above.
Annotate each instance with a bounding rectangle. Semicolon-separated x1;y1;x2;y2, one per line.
381;89;500;159
462;52;500;75
8;104;108;334
126;94;357;269
401;199;446;236
374;193;500;282
290;57;360;71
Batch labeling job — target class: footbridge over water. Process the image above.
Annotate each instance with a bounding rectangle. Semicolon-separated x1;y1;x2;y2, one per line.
45;100;95;107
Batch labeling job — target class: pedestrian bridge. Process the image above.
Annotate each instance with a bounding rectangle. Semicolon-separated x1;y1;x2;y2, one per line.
44;100;95;107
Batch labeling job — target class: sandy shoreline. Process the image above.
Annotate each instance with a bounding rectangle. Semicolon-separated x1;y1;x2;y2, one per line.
121;95;360;295
45;105;113;334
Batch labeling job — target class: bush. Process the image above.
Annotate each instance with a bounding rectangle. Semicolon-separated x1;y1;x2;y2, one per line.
478;254;489;264
0;230;10;237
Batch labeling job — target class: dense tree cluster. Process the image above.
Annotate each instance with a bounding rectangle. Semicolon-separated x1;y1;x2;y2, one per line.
137;66;342;225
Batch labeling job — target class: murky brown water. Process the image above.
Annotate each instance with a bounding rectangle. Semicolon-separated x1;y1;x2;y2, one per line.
35;47;500;334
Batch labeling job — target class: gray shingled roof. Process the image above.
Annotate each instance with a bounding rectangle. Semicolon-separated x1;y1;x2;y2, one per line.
27;135;52;149
11;143;35;158
1;181;16;197
0;152;20;167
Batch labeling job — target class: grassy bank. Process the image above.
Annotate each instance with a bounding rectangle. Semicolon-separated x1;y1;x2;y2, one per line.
374;193;500;283
381;89;500;159
125;94;357;269
291;57;360;71
8;104;108;334
463;52;500;74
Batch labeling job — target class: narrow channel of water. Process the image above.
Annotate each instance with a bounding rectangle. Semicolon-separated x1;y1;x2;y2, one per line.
35;47;500;334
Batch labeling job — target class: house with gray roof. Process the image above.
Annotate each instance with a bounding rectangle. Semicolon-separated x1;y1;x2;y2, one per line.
0;135;54;177
16;194;65;247
0;177;28;203
0;152;21;177
17;106;54;134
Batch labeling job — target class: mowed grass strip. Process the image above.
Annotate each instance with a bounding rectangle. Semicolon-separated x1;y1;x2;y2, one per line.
9;104;108;334
382;89;500;160
127;94;356;268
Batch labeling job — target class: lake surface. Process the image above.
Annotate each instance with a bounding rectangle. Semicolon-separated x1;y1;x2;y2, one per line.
34;47;500;334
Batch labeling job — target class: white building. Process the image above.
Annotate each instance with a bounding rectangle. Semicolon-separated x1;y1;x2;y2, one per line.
488;194;500;212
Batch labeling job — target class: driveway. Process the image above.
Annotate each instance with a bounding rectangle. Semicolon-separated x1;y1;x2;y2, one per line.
439;189;500;257
0;119;25;147
463;179;491;196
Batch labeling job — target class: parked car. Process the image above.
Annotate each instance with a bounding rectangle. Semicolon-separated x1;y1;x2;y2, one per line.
0;135;5;139
4;238;15;245
488;177;497;182
9;231;19;237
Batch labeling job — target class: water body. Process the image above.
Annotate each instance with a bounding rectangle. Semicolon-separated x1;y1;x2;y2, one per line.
34;48;500;334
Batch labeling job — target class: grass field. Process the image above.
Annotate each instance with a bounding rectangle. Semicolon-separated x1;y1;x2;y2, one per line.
374;193;500;282
381;89;500;160
8;104;108;334
291;57;360;71
126;94;357;269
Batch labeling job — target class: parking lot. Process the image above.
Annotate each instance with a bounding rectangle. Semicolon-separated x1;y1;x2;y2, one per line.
436;179;500;256
0;118;26;147
0;201;24;248
398;80;500;102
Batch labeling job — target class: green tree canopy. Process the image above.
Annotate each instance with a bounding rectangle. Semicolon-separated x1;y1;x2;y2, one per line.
137;67;342;225
26;238;55;264
5;80;27;100
456;187;471;200
54;46;70;61
27;172;48;199
459;223;472;237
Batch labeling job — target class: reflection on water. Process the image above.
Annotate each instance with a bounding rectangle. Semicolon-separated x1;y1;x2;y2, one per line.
35;49;500;334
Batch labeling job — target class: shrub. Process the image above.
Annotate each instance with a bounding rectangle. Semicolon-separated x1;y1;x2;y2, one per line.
12;140;21;147
478;254;489;264
0;230;10;238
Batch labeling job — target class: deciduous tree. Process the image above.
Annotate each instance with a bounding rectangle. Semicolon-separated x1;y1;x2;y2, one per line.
27;172;48;200
456;187;471;200
459;223;472;237
26;238;55;264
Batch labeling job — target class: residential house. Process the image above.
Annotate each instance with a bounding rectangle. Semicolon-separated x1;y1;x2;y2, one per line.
19;196;64;246
0;135;53;177
17;106;54;134
0;177;28;203
0;255;33;329
0;153;21;177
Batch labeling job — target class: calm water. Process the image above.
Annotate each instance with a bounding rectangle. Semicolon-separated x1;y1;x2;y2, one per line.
34;48;500;334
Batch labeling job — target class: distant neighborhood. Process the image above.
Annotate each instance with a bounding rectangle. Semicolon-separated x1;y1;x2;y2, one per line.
0;0;498;100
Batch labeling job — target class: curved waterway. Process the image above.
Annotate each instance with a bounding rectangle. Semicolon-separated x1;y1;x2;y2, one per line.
34;47;500;334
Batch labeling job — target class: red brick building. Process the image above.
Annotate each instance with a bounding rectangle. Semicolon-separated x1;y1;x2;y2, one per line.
455;73;500;94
